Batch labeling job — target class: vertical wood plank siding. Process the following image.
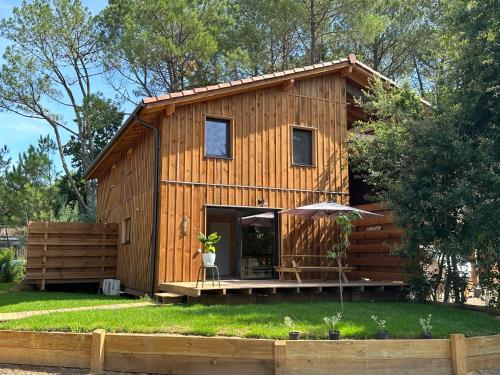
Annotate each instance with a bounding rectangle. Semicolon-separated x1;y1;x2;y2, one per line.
96;128;155;292
157;74;349;283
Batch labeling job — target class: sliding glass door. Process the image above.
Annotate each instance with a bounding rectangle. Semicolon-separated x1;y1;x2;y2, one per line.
206;206;279;280
238;208;279;279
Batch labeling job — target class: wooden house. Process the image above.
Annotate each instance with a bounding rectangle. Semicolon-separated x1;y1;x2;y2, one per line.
84;54;404;295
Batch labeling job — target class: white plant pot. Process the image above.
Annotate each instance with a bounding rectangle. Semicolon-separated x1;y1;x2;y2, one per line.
202;253;216;267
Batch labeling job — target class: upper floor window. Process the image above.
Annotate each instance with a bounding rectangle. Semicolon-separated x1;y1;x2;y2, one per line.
292;127;314;166
205;117;231;158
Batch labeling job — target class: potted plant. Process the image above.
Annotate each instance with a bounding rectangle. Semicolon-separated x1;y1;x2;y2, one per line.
419;314;433;339
371;315;389;339
284;316;300;340
323;312;342;340
197;232;221;266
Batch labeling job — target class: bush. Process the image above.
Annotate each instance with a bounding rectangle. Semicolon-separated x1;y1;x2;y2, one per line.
407;273;432;303
0;247;25;283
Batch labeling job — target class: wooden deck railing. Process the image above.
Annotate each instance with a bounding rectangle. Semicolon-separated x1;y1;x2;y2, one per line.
0;330;497;374
25;222;118;289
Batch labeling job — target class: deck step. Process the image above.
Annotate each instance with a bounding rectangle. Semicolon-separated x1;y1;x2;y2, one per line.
154;292;186;303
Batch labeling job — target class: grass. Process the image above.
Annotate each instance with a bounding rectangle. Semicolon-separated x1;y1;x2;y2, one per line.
1;301;499;339
0;282;139;313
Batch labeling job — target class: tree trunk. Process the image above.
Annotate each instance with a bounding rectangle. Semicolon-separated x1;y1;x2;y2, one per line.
51;124;89;213
309;0;317;64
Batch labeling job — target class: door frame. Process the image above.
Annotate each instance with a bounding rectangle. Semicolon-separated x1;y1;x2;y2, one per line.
205;204;281;279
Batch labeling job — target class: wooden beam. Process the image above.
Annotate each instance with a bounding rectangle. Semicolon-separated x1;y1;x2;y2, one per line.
90;329;106;374
340;66;353;78
274;341;287;375
282;79;294;91
450;334;467;375
165;103;176;116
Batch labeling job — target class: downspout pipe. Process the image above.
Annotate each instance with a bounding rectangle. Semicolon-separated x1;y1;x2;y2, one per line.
134;114;160;298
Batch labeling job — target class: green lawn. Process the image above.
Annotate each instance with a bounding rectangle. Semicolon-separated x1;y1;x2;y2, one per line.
0;282;139;313
1;301;499;339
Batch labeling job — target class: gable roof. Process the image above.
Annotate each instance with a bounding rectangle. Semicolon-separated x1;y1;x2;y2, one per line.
84;54;403;179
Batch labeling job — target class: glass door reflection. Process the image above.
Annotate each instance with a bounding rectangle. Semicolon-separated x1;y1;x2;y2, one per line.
240;209;277;279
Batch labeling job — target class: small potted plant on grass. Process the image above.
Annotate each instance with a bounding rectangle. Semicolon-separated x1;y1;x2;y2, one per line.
323;312;342;340
284;316;300;340
419;314;433;339
197;232;221;266
371;315;389;339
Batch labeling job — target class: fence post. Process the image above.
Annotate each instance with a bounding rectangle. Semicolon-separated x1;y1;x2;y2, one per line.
274;341;287;375
450;333;467;375
90;329;106;373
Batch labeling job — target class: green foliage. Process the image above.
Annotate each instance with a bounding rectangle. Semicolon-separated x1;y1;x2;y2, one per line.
0;136;61;224
99;0;235;98
0;0;108;216
62;94;123;220
418;314;432;334
197;232;222;253
323;312;342;330
371;315;387;330
4;301;497;339
0;248;14;272
0;247;25;283
0;286;135;313
327;212;362;259
283;315;295;329
407;273;432;303
349;0;499;306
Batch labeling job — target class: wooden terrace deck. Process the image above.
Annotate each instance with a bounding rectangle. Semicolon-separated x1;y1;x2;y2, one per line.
159;279;405;297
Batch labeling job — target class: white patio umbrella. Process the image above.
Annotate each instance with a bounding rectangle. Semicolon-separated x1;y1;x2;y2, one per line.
241;212;275;227
281;201;380;312
281;201;380;218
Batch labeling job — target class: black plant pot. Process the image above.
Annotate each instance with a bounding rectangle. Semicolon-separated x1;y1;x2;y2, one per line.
289;331;300;340
329;330;340;340
375;331;389;340
421;332;432;339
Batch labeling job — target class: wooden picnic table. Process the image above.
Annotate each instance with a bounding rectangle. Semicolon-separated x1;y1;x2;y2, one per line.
275;254;353;283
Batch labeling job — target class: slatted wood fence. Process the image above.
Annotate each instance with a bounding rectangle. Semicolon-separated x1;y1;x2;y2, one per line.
0;330;498;374
349;203;406;282
25;222;118;289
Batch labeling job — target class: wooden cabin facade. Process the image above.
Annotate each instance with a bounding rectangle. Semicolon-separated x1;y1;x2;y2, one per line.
85;55;401;295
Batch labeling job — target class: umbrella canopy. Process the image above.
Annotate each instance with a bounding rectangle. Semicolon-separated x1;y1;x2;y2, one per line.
241;212;275;227
280;201;380;219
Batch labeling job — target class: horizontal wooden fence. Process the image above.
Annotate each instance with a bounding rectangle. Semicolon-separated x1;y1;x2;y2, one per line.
349;203;406;282
25;222;118;289
0;330;498;375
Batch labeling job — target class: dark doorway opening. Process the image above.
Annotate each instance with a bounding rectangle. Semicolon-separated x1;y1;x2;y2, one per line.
205;206;279;279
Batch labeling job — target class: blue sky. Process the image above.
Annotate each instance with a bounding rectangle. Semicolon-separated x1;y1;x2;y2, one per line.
0;0;126;170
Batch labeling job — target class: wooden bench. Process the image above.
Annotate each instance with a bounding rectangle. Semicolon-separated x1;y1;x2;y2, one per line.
275;255;353;283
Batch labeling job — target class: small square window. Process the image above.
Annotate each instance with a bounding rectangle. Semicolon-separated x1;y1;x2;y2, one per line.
121;217;131;244
205;117;231;158
292;128;314;166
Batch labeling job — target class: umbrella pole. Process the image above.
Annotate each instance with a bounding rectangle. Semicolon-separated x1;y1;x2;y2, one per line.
339;262;344;314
